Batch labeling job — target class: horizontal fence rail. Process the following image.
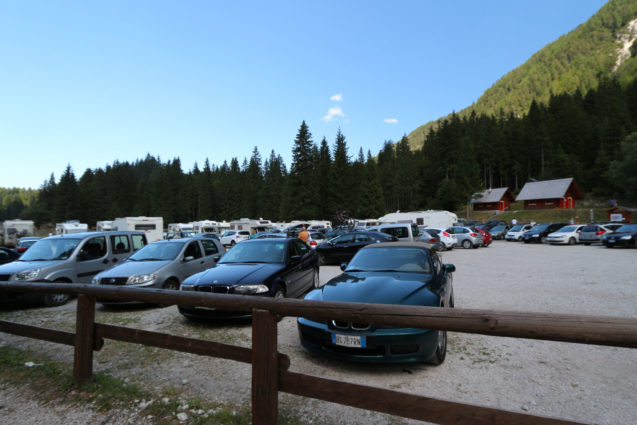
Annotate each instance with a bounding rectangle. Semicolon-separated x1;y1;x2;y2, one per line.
1;281;636;425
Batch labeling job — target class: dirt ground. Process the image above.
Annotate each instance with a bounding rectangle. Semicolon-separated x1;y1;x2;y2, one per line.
1;241;636;424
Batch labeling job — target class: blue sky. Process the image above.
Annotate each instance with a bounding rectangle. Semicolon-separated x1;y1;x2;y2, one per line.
0;0;608;189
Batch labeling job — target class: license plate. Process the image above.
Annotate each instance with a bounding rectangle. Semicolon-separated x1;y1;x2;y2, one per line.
608;239;615;243
332;333;366;348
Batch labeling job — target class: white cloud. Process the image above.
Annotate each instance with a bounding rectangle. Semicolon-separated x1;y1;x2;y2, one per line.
323;106;345;122
384;118;398;124
330;93;343;102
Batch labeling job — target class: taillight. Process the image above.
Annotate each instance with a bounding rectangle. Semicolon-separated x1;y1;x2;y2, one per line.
428;238;437;243
596;230;605;235
17;247;26;253
471;233;478;237
310;240;317;246
442;232;450;237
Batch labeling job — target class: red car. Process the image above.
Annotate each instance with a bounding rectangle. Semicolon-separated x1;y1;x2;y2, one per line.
472;227;492;247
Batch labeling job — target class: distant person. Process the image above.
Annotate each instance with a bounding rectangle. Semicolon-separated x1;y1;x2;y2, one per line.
298;226;309;244
511;218;517;225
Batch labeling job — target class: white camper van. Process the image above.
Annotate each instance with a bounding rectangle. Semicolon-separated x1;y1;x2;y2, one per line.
111;216;163;242
96;221;113;232
2;219;35;247
56;220;89;235
190;220;226;234
377;210;457;229
229;218;273;234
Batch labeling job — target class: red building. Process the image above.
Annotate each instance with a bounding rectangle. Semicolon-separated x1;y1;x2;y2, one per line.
515;178;583;210
472;187;515;211
606;206;635;223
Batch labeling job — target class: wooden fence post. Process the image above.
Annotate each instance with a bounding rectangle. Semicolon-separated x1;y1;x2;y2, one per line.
252;308;278;425
73;294;96;384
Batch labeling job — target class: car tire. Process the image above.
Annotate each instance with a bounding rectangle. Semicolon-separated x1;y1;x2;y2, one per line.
568;237;576;245
42;278;70;307
461;240;472;249
163;279;179;291
541;236;548;244
312;268;320;288
426;330;447;365
230;240;236;246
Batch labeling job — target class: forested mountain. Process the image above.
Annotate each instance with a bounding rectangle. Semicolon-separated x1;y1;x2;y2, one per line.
408;0;637;149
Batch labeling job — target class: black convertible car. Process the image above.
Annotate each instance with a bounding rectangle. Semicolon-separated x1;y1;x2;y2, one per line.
298;242;455;364
178;238;319;319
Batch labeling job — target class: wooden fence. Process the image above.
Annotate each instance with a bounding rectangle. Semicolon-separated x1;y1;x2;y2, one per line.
1;282;636;425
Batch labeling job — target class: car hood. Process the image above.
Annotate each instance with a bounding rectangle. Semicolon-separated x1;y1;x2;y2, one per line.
307;272;439;306
0;260;60;274
185;263;285;285
606;231;636;238
96;260;172;278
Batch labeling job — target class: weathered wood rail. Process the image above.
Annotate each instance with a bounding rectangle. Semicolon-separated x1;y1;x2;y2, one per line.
1;282;636;425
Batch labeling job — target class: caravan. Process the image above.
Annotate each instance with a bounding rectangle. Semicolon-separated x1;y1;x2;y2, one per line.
96;221;113;232
111;216;164;242
229;218;273;234
56;220;89;235
190;220;224;234
377;210;458;229
2;219;35;247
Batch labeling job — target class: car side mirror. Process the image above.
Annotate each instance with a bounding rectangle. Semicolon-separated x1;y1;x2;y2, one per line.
184;256;194;262
290;255;301;263
340;263;348;271
444;264;456;273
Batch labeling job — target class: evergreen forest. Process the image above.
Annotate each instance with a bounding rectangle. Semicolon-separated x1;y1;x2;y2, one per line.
1;76;637;227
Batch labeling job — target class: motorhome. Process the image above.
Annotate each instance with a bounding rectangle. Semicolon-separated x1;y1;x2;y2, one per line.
167;223;194;234
229;218;273;234
56;220;89;235
354;219;379;228
111;216;164;242
96;221;113;231
377;210;458;229
190;220;222;234
2;219;35;247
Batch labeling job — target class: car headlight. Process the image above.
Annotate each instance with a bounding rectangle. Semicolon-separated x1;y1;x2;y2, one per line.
234;284;269;295
180;284;194;291
13;268;40;281
126;274;157;285
620;235;632;240
532;234;539;237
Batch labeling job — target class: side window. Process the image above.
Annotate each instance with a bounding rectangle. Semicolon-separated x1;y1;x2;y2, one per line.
79;236;107;261
200;239;218;256
0;250;9;261
131;234;146;251
432;252;441;274
334;235;353;245
446;228;455;234
184;242;203;259
396;227;408;238
295;240;310;256
355;234;369;242
411;225;420;237
110;235;130;254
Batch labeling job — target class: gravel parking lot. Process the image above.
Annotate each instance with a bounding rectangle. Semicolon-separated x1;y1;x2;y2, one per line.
1;241;636;424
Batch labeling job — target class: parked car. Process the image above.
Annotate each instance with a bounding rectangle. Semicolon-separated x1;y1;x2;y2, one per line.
254;232;287;239
601;224;637;248
418;229;444;251
0;231;147;306
194;232;221;240
298;242;455;364
92;237;225;304
579;224;617;245
220;230;251;247
425;228;457;250
0;247;20;265
316;231;397;265
445;226;482;249
489;225;510;240
522;223;568;244
308;231;326;249
16;237;41;254
505;224;533;241
472;227;492;247
368;223;421;242
546;225;585;245
178;238;319;319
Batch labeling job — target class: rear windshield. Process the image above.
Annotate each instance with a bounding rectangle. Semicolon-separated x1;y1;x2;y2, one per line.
581;225;598;232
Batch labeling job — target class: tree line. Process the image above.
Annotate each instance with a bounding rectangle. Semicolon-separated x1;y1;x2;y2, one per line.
2;76;637;227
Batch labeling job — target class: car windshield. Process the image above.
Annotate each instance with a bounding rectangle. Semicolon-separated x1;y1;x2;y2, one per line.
345;247;431;273
129;242;184;261
219;241;285;264
616;224;637;232
581;226;598;232
510;225;524;231
222;231;235;237
556;225;578;233
19;238;81;261
530;224;549;232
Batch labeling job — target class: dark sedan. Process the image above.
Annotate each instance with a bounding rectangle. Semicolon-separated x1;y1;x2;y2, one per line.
298;242;455;364
0;247;20;265
522;222;568;243
316;231;396;265
602;224;637;248
178;238;319;319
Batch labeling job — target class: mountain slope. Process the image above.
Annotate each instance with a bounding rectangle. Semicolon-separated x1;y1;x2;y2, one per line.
408;0;637;149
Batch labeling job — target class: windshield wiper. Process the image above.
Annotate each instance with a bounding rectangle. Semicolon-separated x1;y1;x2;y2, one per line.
20;258;49;261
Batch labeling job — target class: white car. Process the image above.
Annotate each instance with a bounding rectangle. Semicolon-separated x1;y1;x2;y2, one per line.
505;224;533;241
220;230;251;247
425;227;457;250
546;225;585;245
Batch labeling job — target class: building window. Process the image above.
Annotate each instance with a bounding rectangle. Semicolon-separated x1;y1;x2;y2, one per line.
528;201;536;206
545;200;553;205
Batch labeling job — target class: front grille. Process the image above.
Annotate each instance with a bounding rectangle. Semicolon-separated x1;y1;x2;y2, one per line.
100;277;128;285
331;320;371;331
196;285;231;294
0;274;11;281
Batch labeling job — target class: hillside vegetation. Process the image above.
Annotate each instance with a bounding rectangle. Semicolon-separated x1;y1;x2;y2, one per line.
408;0;637;149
